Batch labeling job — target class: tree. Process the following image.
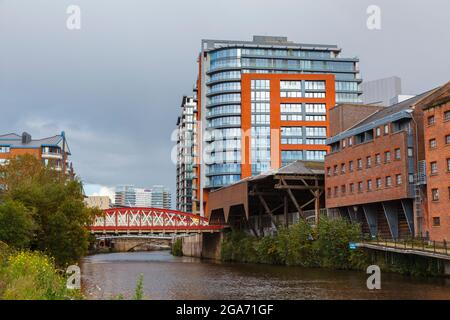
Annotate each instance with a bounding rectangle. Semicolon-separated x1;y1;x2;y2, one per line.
0;199;35;249
0;155;101;266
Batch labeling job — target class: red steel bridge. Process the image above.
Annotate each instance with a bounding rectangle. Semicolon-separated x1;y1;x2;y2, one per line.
89;207;225;234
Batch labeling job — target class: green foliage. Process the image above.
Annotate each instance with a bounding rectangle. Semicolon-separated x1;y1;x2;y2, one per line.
0;200;35;249
0;250;75;300
0;155;101;266
171;238;183;256
221;217;367;270
314;217;363;269
132;273;144;300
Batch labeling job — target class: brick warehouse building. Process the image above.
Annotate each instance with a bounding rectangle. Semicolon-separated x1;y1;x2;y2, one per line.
325;89;441;240
0;132;74;178
417;82;450;241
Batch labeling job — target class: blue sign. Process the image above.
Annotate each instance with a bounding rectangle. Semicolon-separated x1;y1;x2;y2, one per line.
349;242;359;250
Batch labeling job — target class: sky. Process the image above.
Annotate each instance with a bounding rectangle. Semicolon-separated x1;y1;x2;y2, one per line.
1;0;449;204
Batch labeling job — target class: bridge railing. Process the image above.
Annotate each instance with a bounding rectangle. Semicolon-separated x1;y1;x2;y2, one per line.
361;235;449;256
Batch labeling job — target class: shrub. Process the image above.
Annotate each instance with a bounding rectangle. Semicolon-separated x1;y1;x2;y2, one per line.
1;251;74;300
171;238;183;256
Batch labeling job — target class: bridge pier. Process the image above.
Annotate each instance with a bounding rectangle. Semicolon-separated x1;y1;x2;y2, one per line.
182;232;224;260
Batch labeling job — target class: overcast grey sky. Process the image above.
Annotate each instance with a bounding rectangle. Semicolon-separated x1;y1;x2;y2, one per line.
0;0;449;200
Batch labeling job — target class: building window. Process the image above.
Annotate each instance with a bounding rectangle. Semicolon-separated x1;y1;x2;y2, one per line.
349;160;354;172
431;188;439;201
334;165;338;175
409;174;414;184
396;174;402;185
341;185;346;194
358;182;363;192
384;124;389;134
407;147;413;157
446;135;450;145
341;163;346;174
447;158;450;171
327;188;332;197
386;176;392;187
0;146;10;153
350;183;354;193
429;139;437;149
427;115;435;125
342;139;346;148
376;127;381;137
375;153;381;165
366;156;372;168
327;167;331;176
357;158;362;170
394;148;401;160
445;110;450;121
334;186;338;197
367;180;372;191
384;151;391;163
433;217;440;227
430;161;438;175
376;178;382;189
348;137;353;146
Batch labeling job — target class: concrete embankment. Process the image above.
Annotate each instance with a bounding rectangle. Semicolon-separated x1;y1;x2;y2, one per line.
181;233;223;260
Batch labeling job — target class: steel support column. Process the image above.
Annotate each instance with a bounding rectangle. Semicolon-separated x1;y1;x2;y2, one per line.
362;204;378;237
382;201;399;240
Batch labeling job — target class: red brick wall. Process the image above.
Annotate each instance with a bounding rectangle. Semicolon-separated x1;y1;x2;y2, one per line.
325;129;412;208
423;101;450;241
329;104;384;137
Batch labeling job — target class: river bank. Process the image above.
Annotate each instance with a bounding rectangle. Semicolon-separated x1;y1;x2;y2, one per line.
80;251;450;300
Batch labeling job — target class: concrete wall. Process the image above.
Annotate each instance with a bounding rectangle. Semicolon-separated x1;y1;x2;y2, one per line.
182;234;203;258
181;232;224;260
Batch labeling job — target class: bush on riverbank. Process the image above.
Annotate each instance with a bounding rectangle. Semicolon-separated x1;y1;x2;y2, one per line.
0;242;81;300
221;217;368;270
171;238;183;256
0;155;102;267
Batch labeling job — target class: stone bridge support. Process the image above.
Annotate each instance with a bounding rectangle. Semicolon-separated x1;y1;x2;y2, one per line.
109;237;172;252
181;232;224;260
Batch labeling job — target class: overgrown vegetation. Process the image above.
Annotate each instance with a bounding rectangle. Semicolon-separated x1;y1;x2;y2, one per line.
0;242;81;300
171;238;183;257
0;155;101;266
221;217;369;270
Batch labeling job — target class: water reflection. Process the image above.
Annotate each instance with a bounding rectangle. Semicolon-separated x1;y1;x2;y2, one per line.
81;251;450;300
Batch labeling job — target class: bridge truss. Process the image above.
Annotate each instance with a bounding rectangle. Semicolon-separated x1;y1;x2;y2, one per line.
90;207;224;234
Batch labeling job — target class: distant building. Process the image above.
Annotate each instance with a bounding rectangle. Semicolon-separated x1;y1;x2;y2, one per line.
361;76;402;106
0;131;74;177
417;82;450;241
389;95;416;106
150;185;171;209
85;196;111;210
114;185;136;207
135;188;152;207
114;184;171;209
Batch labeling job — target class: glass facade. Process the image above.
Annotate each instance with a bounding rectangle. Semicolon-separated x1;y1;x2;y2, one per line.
202;36;361;188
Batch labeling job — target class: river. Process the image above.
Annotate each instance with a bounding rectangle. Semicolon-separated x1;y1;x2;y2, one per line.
80;251;450;300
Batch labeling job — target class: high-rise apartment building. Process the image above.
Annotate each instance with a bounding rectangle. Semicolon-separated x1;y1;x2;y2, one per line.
186;35;362;216
114;185;136;207
114;185;171;209
150;185;171;209
176;96;197;212
0;131;74;177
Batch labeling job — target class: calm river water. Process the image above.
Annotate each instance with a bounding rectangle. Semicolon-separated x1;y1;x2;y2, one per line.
80;251;450;300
